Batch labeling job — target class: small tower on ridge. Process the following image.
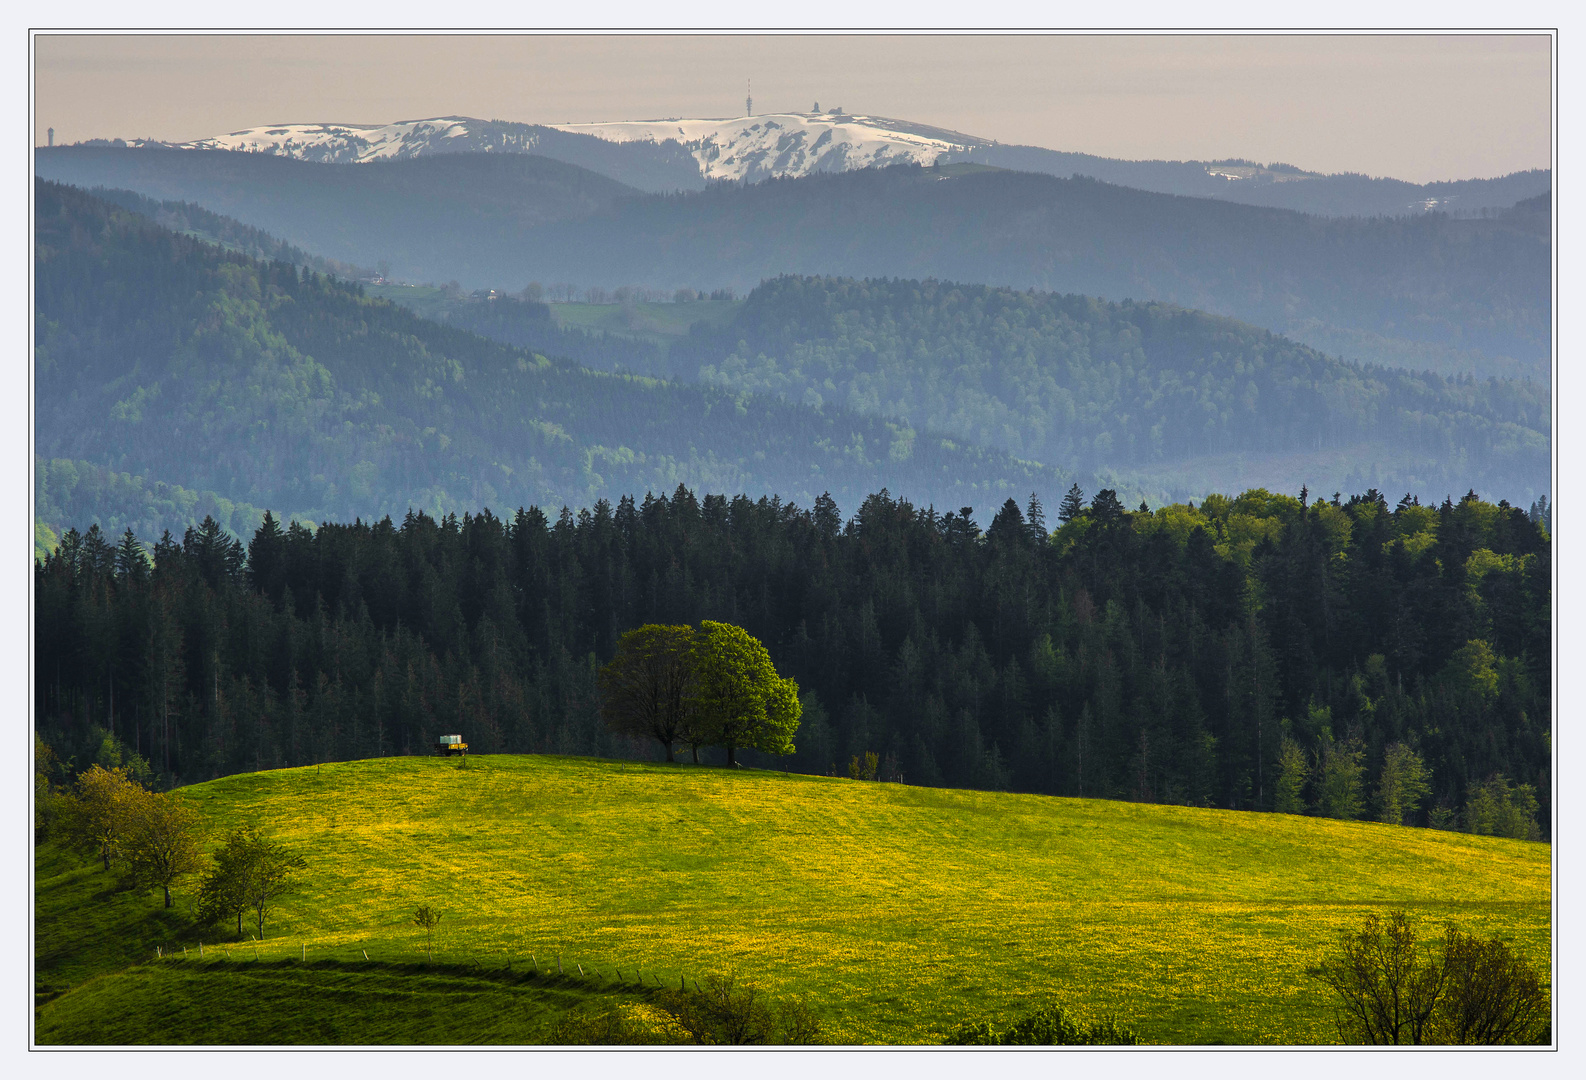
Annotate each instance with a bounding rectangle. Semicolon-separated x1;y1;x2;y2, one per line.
746;80;753;118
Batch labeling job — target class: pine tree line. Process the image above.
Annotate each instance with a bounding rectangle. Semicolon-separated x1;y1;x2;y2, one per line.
34;484;1550;837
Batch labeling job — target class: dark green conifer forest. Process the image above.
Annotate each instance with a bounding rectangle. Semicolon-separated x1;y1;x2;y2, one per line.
35;483;1550;839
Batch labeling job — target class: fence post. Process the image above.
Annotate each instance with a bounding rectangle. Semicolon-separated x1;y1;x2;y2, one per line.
302;942;306;962
557;954;563;974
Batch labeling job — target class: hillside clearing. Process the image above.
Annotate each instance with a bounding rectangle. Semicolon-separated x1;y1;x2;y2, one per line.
36;754;1550;1045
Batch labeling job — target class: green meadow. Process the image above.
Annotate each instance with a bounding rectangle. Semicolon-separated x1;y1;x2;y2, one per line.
36;755;1550;1045
549;298;742;343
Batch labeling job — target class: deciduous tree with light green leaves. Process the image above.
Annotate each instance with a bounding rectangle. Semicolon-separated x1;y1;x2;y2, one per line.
196;826;307;940
1375;743;1432;827
1314;734;1366;820
690;621;801;767
1463;775;1541;840
1273;736;1309;815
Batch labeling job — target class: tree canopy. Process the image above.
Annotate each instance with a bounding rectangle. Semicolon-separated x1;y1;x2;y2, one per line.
599;624;699;763
689;622;801;767
36;483;1550;841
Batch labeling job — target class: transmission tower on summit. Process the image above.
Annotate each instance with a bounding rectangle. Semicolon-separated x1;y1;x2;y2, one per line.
746;80;753;117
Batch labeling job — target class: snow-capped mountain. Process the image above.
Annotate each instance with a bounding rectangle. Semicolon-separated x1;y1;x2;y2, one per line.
158;117;519;163
547;112;990;182
92;113;1550;217
147;112;990;182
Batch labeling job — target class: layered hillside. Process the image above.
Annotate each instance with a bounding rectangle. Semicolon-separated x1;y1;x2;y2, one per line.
669;276;1551;503
35;149;1550;379
373;276;1552;505
33;180;1068;530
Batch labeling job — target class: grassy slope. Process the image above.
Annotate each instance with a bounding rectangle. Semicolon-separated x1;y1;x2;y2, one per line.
36;962;658;1046
36;755;1550;1045
548;299;742;344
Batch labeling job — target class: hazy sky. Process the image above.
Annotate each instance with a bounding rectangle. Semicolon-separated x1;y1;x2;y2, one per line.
33;33;1551;184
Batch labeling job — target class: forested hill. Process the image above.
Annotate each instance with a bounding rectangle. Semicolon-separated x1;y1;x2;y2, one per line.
36;484;1551;843
34;150;1550;380
33;180;1069;532
666;276;1550;505
947;143;1551;218
353;276;1550;507
86;185;375;281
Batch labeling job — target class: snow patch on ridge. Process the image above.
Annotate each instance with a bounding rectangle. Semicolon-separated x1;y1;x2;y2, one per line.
165;118;524;164
547;112;989;182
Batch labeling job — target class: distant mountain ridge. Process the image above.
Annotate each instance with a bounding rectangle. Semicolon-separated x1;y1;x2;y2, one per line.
80;112;1551;216
34;149;1550;381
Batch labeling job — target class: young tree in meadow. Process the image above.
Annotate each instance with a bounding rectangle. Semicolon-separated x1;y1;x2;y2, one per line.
690;621;801;767
1374;744;1432;827
599;624;699;763
413;904;442;962
197;828;254;936
198;827;307;939
60;764;142;870
243;832;308;940
121;790;206;908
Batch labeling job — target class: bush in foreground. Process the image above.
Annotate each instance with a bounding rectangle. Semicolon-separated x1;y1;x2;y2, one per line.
1306;911;1549;1044
945;1000;1141;1045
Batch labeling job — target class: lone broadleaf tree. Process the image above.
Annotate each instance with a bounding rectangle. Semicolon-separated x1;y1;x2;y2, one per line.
121;790;206;908
599;624;699;763
690;621;801;767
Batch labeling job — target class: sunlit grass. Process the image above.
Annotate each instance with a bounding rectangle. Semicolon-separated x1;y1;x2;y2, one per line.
39;754;1549;1044
35;961;652;1045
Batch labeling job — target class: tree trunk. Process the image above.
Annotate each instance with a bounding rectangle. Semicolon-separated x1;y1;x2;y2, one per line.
163;885;173;909
691;744;699;764
662;738;675;763
727;742;737;767
236;910;243;936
